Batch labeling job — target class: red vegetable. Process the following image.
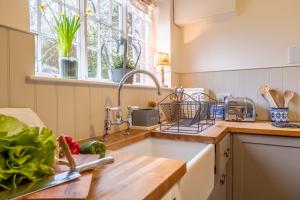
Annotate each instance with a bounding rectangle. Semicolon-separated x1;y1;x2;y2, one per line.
60;135;80;154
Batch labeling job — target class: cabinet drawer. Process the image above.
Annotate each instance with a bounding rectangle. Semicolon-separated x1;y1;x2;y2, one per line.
216;133;231;174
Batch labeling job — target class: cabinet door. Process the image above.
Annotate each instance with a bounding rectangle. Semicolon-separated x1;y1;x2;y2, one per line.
208;134;232;200
233;134;300;200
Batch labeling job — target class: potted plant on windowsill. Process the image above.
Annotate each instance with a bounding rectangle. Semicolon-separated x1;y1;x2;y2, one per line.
39;3;81;79
101;36;141;83
55;13;80;79
110;53;135;84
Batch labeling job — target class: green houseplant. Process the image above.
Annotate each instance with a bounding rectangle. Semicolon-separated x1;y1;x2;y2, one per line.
39;3;81;79
110;53;135;83
101;37;141;83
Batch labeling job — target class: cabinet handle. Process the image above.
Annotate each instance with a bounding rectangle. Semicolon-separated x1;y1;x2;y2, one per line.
224;148;230;158
220;174;226;185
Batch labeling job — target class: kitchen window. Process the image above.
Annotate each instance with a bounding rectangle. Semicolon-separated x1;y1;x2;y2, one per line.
29;0;154;84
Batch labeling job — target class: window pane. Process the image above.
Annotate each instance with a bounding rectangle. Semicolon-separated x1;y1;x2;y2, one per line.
88;49;98;78
112;30;122;54
64;0;79;8
40;37;59;74
101;55;109;79
29;0;37;31
100;23;110;42
127;12;132;35
87;19;98;47
111;1;122;30
132;16;145;39
99;24;110;79
99;0;110;24
87;0;97;16
41;1;59;34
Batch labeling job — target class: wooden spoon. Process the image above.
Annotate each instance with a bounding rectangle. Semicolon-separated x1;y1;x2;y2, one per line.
259;85;278;108
269;89;282;108
284;90;294;108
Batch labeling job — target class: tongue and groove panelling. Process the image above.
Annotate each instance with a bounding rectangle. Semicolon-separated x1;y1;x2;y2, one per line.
0;25;171;140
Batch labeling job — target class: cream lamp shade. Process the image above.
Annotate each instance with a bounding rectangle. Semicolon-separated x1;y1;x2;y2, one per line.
156;52;171;66
156;52;170;87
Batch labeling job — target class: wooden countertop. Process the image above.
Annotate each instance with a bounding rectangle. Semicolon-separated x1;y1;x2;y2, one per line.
87;150;186;200
153;121;300;144
83;121;300;199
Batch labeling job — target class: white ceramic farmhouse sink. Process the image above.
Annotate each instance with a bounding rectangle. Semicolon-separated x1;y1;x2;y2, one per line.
118;138;215;200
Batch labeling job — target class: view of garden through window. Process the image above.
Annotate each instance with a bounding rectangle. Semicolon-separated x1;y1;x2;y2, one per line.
29;0;153;83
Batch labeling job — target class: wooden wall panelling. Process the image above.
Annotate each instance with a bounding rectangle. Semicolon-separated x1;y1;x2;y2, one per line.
75;86;91;140
102;87;119;133
90;86;104;137
283;67;299;121
0;27;9;107
220;71;235;96
35;83;58;133
179;67;300;121
252;68;270;120
269;68;283;95
57;84;75;137
9;30;35;109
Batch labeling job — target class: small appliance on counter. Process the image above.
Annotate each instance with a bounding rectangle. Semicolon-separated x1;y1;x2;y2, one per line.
225;97;256;122
131;109;160;130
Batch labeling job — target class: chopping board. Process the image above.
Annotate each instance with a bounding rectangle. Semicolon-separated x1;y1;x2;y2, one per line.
25;154;99;200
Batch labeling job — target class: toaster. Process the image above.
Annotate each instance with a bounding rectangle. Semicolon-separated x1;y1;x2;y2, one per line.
225;97;256;122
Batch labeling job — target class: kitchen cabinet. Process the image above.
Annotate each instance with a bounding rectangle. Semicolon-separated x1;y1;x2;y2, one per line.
208;134;232;200
233;134;300;200
174;0;236;26
161;183;182;200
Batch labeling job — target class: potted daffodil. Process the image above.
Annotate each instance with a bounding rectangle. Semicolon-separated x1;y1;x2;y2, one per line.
39;3;81;79
55;13;80;79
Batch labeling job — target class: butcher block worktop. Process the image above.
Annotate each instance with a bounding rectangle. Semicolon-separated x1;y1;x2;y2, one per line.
101;121;300;149
78;121;300;199
87;150;186;200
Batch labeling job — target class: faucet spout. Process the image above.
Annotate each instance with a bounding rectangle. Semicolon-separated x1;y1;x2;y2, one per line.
118;69;161;106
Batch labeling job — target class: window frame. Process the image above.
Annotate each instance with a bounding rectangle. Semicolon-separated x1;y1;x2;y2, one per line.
30;0;154;84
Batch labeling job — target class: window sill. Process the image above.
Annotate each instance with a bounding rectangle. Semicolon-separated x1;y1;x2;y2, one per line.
26;75;173;90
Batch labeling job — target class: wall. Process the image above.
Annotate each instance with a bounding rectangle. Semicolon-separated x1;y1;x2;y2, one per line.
180;67;300;121
177;0;300;121
170;0;183;87
0;26;171;140
0;0;29;31
174;0;236;25
179;0;300;73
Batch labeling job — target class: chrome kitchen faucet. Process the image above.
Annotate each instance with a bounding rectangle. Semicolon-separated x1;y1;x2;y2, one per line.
103;69;161;141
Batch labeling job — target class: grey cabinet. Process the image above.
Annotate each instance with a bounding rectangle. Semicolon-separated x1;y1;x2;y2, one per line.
209;134;232;200
233;134;300;200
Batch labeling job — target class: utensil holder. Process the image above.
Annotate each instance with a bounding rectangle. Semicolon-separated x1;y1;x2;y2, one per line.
270;108;288;123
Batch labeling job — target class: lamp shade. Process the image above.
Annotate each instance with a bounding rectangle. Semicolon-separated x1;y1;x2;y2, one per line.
156;52;171;66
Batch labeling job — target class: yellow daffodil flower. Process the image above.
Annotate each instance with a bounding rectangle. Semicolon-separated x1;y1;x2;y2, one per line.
85;9;92;16
74;14;80;20
39;4;46;12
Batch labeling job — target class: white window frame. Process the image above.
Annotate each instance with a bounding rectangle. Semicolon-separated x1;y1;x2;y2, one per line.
30;0;153;84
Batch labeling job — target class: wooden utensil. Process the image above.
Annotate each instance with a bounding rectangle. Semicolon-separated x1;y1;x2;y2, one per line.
269;89;282;108
284;90;295;108
259;85;278;108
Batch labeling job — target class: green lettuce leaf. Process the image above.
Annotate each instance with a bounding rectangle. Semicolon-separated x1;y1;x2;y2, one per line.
0;115;56;191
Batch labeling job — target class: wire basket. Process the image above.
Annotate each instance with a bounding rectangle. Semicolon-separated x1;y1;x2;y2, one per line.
158;92;217;134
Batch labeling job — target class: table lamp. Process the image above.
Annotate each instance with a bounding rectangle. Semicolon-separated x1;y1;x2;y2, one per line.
156;52;171;87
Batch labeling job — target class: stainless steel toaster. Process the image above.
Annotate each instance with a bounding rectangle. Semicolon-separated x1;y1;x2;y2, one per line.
225;97;256;122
